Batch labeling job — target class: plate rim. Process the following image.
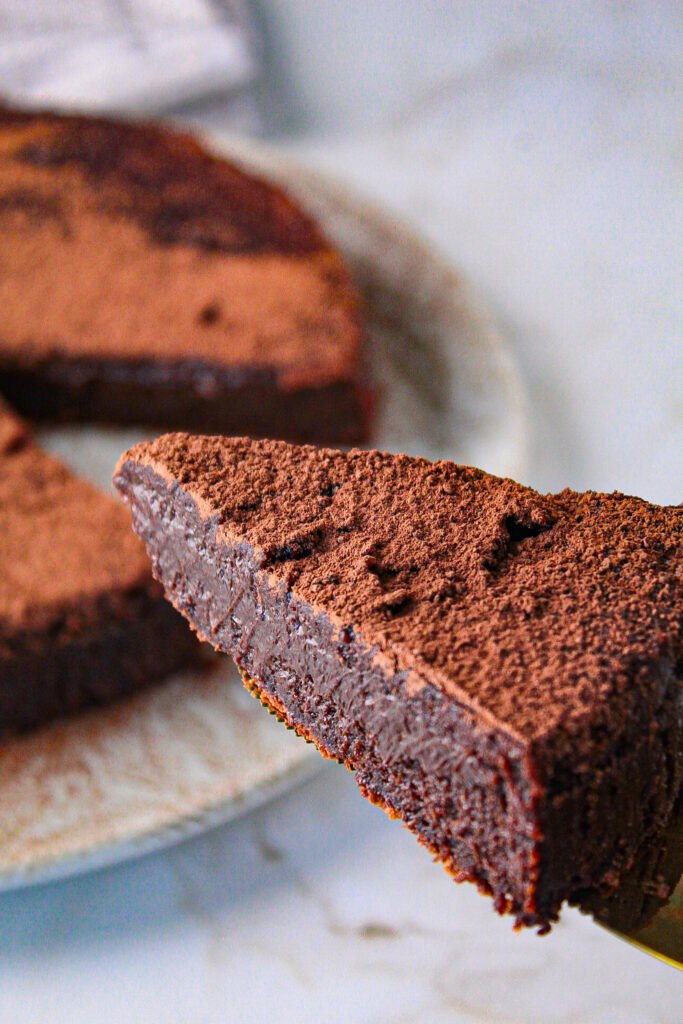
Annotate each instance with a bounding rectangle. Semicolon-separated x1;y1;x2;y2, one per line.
0;743;319;893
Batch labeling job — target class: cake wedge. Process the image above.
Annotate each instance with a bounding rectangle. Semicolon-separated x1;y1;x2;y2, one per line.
0;105;370;444
113;434;683;929
0;401;197;733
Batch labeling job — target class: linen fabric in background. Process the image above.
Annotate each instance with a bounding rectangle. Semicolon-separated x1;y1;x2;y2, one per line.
0;0;261;128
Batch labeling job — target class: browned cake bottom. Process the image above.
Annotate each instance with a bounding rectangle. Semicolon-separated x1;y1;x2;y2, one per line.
0;363;371;445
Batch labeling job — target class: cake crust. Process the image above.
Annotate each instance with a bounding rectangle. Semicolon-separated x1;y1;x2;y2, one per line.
114;434;683;928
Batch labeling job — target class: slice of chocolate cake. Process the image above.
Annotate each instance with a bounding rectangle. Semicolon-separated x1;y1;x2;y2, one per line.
114;434;683;929
0;105;371;444
0;402;197;733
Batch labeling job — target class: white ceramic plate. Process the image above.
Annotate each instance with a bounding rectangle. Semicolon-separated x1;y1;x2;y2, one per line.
0;136;528;891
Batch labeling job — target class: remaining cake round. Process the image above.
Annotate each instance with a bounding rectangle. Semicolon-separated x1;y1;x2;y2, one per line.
0;106;371;444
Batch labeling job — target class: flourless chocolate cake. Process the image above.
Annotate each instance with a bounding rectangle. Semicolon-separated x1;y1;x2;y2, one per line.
0;105;371;444
0;402;197;733
114;434;683;930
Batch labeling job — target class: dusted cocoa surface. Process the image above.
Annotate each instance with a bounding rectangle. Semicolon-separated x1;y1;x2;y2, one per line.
114;434;683;928
115;434;683;742
0;405;197;733
0;106;326;257
0;106;370;443
0;444;152;638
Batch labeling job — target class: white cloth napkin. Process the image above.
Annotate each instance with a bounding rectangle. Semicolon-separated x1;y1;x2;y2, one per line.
0;0;261;128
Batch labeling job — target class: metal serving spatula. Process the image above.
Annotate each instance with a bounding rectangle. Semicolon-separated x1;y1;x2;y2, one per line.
587;804;683;970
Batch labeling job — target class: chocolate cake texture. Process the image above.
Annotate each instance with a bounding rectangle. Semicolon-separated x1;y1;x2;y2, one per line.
0;402;197;733
0;105;371;444
114;433;683;929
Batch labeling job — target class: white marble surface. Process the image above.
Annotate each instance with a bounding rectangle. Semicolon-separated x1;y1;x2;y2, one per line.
3;3;683;1021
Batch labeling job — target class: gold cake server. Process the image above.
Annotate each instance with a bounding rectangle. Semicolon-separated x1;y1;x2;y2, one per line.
588;803;683;970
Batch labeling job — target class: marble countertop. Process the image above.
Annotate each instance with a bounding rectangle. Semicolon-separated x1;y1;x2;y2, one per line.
2;4;682;1021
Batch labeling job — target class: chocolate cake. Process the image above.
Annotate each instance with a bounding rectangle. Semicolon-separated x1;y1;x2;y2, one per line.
0;402;197;733
0;106;371;444
114;434;683;930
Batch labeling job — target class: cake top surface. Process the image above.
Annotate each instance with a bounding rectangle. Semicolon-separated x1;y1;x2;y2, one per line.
117;434;683;745
0;432;152;641
0;106;361;389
